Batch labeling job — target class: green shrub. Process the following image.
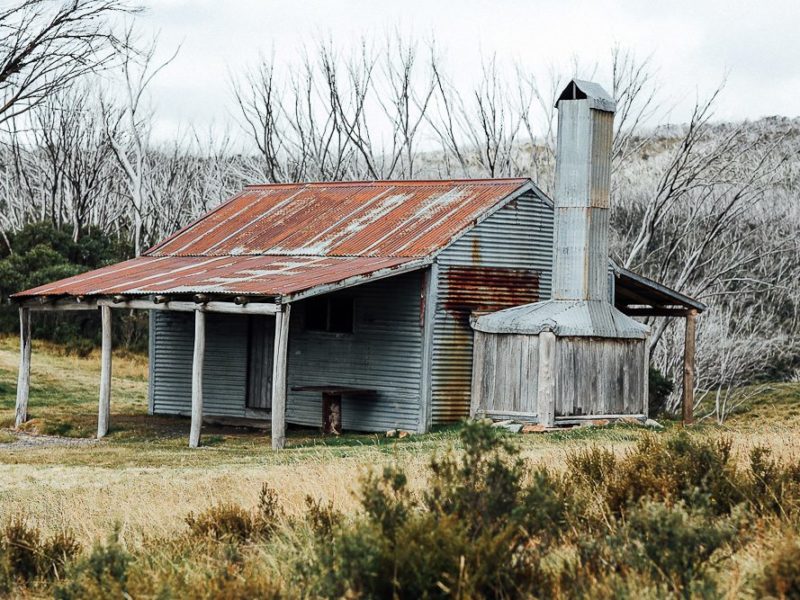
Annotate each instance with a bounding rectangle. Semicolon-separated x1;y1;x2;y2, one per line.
648;366;675;418
756;537;800;599
567;433;746;516
748;446;800;517
308;421;567;599
0;517;80;592
53;531;131;600
304;495;342;541
185;484;282;543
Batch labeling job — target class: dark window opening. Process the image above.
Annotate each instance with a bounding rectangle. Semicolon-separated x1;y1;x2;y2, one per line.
305;296;328;331
329;297;354;333
305;296;354;333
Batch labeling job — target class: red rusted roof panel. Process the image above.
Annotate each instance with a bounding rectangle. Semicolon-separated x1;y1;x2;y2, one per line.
15;179;529;299
147;179;529;258
13;255;423;298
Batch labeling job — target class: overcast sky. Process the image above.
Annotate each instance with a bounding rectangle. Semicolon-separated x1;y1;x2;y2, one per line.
138;0;800;145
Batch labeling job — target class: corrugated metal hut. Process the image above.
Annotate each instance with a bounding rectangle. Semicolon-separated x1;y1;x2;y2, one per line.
11;79;705;449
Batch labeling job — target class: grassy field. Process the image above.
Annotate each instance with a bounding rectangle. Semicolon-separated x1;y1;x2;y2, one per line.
1;335;800;597
0;334;798;540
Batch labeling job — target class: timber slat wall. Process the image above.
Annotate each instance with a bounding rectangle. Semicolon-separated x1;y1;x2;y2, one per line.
471;335;646;420
431;191;554;424
554;338;645;416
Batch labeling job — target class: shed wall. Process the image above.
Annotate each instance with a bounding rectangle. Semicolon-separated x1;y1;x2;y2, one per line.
149;271;424;432
430;191;554;424
151;312;249;417
554;337;646;416
470;333;647;420
470;331;541;419
286;271;424;432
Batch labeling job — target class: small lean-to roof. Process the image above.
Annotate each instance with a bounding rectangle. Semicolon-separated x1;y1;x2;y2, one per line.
14;179;532;300
613;264;708;313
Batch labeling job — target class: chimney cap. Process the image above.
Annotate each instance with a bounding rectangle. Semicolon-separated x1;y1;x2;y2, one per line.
556;79;616;113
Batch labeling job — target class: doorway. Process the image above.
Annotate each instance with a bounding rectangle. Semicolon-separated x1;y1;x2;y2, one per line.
246;315;275;412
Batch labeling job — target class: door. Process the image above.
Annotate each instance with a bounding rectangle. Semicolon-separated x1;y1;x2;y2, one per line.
247;315;275;411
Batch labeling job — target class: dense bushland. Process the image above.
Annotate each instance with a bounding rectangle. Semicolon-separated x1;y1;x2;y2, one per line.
0;222;147;354
3;422;800;598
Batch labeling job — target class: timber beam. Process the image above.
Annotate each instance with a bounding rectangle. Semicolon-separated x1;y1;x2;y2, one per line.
97;298;279;315
20;298;98;311
621;306;692;317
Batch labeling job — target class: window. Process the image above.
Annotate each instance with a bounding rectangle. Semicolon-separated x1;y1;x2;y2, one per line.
305;296;354;333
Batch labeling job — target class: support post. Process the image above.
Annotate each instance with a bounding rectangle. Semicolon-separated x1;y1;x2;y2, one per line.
537;331;556;427
682;309;697;425
189;308;206;448
97;305;112;438
14;307;32;428
322;392;342;435
271;304;291;450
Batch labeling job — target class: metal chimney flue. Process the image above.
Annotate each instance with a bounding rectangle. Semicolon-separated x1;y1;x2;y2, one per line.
552;80;616;301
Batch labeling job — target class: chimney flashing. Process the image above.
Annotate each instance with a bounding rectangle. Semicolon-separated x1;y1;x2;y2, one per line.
556;79;616;113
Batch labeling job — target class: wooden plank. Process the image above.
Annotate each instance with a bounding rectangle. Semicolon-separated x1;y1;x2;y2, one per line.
147;312;155;415
271;304;291;450
537;331;556;426
97;305;112;438
14;307;32;428
98;298;279;315
189;309;206;448
623;307;690;317
23;298;97;311
682;310;697;425
470;331;485;416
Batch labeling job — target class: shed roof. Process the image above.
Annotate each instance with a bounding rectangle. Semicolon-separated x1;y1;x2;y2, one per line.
14;179;531;300
149;179;530;258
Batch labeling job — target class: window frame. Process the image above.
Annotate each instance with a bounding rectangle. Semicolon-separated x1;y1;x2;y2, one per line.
303;295;356;335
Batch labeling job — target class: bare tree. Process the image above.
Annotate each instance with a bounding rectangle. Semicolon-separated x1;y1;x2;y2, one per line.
0;0;134;125
103;26;178;255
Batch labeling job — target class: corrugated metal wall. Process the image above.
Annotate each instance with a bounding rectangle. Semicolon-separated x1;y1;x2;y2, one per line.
149;271;425;432
430;191;554;424
150;311;249;418
286;271;423;432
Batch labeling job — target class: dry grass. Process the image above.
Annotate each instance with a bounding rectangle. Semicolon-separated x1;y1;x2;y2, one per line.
0;333;799;548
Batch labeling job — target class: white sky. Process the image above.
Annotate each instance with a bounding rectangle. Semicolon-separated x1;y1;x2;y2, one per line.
138;0;800;146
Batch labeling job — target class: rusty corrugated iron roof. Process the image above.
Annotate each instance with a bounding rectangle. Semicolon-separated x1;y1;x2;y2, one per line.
14;255;426;298
15;179;531;299
148;179;530;258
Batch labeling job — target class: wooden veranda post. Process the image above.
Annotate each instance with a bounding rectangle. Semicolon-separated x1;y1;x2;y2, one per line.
537;331;556;427
14;307;31;428
189;308;206;448
682;309;698;425
271;304;291;450
97;305;112;438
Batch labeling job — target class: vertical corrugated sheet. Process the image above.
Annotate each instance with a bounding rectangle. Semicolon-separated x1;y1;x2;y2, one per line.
149;272;424;432
151;312;249;418
286;271;423;432
430;191;554;424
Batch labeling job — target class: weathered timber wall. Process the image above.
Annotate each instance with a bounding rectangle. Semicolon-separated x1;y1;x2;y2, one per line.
470;333;647;420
